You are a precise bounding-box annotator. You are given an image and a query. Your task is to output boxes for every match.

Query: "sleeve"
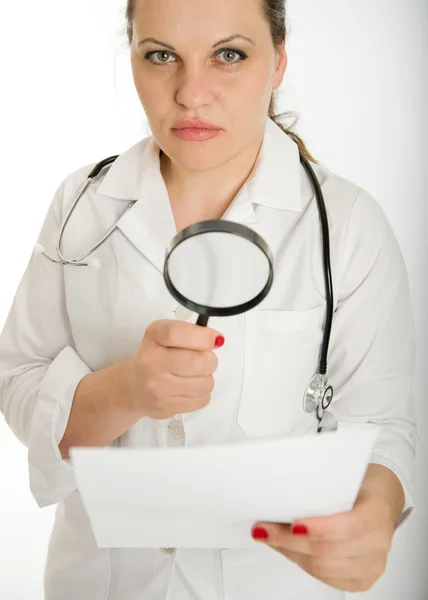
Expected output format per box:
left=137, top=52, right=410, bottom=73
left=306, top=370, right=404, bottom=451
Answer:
left=0, top=178, right=93, bottom=508
left=320, top=188, right=419, bottom=528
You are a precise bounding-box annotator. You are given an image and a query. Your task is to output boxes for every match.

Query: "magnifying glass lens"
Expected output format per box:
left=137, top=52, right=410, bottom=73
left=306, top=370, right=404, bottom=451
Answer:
left=168, top=232, right=270, bottom=309
left=164, top=221, right=274, bottom=322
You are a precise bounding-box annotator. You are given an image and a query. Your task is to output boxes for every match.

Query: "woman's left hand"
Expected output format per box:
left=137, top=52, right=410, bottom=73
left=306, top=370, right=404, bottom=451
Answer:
left=251, top=464, right=405, bottom=593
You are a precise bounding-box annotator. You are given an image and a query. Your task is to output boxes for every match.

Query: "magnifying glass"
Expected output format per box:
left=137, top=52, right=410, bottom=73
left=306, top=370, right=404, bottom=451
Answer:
left=164, top=220, right=274, bottom=326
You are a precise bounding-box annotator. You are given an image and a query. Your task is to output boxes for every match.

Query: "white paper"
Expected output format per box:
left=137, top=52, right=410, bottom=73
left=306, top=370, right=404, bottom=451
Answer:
left=70, top=427, right=378, bottom=549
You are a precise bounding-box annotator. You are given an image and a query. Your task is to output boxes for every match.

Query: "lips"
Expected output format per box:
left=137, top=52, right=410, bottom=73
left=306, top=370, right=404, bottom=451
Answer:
left=172, top=119, right=221, bottom=130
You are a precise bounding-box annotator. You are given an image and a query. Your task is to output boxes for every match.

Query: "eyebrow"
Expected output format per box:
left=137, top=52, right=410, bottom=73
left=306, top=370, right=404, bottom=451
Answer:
left=137, top=35, right=256, bottom=51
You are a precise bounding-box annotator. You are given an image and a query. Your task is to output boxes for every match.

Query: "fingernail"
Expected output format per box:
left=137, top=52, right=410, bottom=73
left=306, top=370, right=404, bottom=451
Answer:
left=292, top=524, right=308, bottom=536
left=252, top=527, right=269, bottom=540
left=215, top=335, right=225, bottom=348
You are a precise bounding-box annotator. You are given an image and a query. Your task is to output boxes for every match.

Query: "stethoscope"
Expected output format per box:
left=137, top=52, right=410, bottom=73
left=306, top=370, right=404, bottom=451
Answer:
left=34, top=152, right=334, bottom=429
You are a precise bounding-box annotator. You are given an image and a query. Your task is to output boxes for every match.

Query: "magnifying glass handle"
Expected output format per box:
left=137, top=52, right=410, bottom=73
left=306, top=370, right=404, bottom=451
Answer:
left=196, top=314, right=209, bottom=327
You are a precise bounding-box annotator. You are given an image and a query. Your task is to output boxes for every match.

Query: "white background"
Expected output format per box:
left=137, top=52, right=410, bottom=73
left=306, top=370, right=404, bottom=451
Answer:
left=0, top=1, right=426, bottom=598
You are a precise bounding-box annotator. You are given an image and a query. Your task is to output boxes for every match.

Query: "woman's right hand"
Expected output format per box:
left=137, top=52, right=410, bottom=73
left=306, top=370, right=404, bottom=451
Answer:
left=127, top=319, right=224, bottom=420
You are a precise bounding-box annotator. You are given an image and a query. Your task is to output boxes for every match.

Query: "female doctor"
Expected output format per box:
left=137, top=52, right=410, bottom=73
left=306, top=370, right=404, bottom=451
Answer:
left=0, top=0, right=418, bottom=599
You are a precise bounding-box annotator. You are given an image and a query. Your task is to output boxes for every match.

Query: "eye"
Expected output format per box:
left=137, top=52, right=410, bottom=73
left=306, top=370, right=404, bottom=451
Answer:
left=144, top=51, right=176, bottom=66
left=215, top=49, right=247, bottom=65
left=143, top=48, right=247, bottom=67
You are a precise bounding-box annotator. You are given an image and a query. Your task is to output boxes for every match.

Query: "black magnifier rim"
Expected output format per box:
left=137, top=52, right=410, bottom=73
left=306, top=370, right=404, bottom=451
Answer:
left=164, top=220, right=274, bottom=317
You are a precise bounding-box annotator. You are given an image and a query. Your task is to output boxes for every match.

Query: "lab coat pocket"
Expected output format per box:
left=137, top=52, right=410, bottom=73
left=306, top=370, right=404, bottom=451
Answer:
left=237, top=307, right=325, bottom=437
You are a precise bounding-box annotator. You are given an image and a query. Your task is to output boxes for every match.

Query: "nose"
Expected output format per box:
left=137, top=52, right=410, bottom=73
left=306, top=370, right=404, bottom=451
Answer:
left=175, top=66, right=215, bottom=109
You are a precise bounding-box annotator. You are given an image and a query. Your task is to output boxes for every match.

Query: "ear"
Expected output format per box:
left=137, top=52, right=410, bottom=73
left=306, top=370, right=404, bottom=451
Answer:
left=272, top=46, right=287, bottom=90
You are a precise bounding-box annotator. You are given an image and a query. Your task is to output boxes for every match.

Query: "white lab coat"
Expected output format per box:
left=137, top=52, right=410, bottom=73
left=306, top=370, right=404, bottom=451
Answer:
left=0, top=118, right=418, bottom=600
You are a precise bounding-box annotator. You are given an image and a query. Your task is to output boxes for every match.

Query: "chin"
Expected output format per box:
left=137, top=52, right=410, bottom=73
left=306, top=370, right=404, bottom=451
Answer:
left=164, top=137, right=233, bottom=171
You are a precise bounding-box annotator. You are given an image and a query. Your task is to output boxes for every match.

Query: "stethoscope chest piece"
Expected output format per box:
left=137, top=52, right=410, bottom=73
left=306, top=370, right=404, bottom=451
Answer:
left=303, top=373, right=334, bottom=419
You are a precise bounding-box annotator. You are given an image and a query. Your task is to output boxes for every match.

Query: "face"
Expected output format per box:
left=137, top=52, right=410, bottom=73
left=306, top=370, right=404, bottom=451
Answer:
left=130, top=0, right=287, bottom=172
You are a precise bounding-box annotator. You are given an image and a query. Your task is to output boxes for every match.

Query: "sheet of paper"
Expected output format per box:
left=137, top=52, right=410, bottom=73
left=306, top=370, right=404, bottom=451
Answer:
left=70, top=427, right=378, bottom=549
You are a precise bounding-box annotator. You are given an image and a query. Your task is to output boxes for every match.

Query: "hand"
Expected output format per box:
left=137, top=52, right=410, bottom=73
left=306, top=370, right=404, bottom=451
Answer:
left=251, top=465, right=404, bottom=593
left=128, top=319, right=224, bottom=420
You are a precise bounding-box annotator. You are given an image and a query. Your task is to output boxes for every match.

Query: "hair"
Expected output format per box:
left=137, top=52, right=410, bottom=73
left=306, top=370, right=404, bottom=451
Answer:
left=124, top=0, right=317, bottom=163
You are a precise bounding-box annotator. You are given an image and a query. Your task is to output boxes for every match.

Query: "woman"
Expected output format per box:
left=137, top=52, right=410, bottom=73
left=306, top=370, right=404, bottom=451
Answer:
left=0, top=0, right=418, bottom=599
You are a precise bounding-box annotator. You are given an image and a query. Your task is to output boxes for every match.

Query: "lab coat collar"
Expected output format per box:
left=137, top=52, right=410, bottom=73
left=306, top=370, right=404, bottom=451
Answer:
left=95, top=117, right=302, bottom=273
left=96, top=117, right=302, bottom=212
left=248, top=117, right=302, bottom=212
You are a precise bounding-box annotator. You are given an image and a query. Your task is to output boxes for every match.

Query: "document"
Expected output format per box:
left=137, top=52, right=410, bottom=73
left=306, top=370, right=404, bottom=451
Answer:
left=70, top=427, right=378, bottom=549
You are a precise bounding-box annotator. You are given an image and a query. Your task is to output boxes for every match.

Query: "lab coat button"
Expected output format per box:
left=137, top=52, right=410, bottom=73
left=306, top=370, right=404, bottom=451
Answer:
left=168, top=419, right=185, bottom=440
left=175, top=305, right=194, bottom=321
left=160, top=548, right=176, bottom=555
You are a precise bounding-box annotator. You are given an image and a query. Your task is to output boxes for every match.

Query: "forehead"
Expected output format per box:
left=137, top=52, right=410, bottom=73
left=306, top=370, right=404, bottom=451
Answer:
left=133, top=0, right=267, bottom=40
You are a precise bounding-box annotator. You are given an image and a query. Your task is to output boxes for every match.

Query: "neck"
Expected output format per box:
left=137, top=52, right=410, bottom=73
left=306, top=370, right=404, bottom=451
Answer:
left=160, top=133, right=264, bottom=230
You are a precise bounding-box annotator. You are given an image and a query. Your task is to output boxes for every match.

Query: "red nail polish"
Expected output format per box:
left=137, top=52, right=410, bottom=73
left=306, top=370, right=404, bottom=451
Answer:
left=252, top=527, right=269, bottom=540
left=292, top=524, right=308, bottom=536
left=215, top=335, right=225, bottom=348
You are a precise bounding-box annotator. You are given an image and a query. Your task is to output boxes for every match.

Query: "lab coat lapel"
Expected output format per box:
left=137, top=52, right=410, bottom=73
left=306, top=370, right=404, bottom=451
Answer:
left=95, top=117, right=303, bottom=273
left=97, top=137, right=177, bottom=274
left=194, top=117, right=304, bottom=224
left=115, top=173, right=176, bottom=275
left=217, top=118, right=304, bottom=222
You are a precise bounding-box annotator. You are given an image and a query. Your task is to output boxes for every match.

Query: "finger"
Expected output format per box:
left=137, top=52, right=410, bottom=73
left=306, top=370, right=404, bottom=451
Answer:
left=168, top=373, right=215, bottom=399
left=277, top=549, right=386, bottom=583
left=255, top=523, right=391, bottom=558
left=173, top=395, right=212, bottom=414
left=253, top=522, right=371, bottom=558
left=167, top=348, right=219, bottom=377
left=287, top=494, right=384, bottom=542
left=147, top=394, right=211, bottom=418
left=149, top=320, right=224, bottom=351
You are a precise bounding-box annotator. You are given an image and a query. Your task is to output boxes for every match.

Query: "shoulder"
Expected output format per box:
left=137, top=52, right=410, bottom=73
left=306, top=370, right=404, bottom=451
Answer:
left=51, top=136, right=152, bottom=217
left=310, top=162, right=407, bottom=298
left=308, top=160, right=395, bottom=244
left=306, top=160, right=406, bottom=294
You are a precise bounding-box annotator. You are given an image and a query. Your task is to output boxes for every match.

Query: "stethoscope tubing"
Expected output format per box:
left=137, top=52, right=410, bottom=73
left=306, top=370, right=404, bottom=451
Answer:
left=299, top=155, right=334, bottom=378
left=36, top=151, right=335, bottom=422
left=56, top=156, right=123, bottom=266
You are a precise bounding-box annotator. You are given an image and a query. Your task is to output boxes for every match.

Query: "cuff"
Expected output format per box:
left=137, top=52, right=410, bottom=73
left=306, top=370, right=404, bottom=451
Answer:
left=27, top=346, right=92, bottom=508
left=337, top=420, right=417, bottom=530
left=369, top=453, right=416, bottom=530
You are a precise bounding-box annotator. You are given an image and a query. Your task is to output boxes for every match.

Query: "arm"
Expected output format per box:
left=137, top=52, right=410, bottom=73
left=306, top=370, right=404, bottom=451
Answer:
left=320, top=188, right=418, bottom=526
left=251, top=189, right=417, bottom=591
left=58, top=359, right=143, bottom=459
left=359, top=463, right=405, bottom=521
left=0, top=175, right=94, bottom=507
left=1, top=177, right=221, bottom=489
